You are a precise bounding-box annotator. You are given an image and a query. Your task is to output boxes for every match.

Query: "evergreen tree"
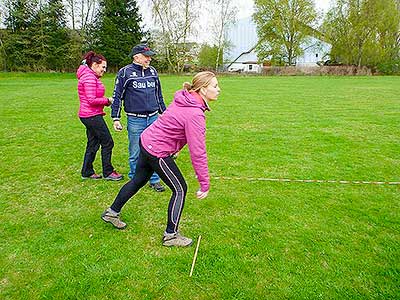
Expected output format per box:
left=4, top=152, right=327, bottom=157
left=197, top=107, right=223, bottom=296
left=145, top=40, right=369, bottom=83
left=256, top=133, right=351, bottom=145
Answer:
left=4, top=0, right=33, bottom=31
left=89, top=0, right=144, bottom=69
left=4, top=0, right=39, bottom=70
left=43, top=0, right=71, bottom=71
left=0, top=29, right=8, bottom=71
left=3, top=0, right=72, bottom=71
left=30, top=7, right=51, bottom=70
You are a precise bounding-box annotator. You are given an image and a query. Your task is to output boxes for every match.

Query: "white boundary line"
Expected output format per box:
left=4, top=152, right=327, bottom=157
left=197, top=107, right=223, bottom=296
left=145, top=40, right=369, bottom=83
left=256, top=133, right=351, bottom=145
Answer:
left=212, top=176, right=400, bottom=185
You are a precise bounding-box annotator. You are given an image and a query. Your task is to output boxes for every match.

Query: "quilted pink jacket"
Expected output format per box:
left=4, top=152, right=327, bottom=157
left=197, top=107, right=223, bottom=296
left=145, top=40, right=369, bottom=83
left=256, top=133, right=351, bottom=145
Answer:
left=76, top=65, right=110, bottom=118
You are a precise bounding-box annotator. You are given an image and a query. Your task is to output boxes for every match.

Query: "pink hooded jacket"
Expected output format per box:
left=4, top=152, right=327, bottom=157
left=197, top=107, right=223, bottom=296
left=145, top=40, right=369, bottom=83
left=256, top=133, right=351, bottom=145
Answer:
left=76, top=65, right=110, bottom=118
left=141, top=90, right=210, bottom=192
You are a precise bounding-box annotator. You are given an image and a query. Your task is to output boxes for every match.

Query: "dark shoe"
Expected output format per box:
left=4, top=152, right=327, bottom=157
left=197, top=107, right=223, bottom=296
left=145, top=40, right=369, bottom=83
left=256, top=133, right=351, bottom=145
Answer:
left=149, top=182, right=165, bottom=192
left=82, top=173, right=102, bottom=180
left=104, top=171, right=123, bottom=181
left=162, top=232, right=193, bottom=247
left=101, top=208, right=127, bottom=229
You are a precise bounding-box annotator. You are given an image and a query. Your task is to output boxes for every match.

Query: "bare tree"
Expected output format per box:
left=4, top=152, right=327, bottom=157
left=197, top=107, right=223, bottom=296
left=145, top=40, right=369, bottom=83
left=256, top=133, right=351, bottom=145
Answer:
left=209, top=0, right=237, bottom=70
left=0, top=1, right=7, bottom=27
left=81, top=0, right=96, bottom=30
left=63, top=0, right=97, bottom=31
left=64, top=0, right=77, bottom=29
left=149, top=0, right=200, bottom=72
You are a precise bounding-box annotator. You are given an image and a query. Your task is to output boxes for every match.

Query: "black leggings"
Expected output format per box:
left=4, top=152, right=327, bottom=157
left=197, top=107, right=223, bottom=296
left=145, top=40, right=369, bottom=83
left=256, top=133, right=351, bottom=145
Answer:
left=110, top=143, right=187, bottom=234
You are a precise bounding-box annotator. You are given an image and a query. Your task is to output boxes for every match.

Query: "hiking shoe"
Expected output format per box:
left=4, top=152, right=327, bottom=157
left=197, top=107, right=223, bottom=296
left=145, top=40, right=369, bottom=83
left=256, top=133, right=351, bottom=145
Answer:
left=101, top=208, right=126, bottom=229
left=162, top=232, right=193, bottom=247
left=82, top=174, right=102, bottom=180
left=104, top=171, right=123, bottom=181
left=149, top=182, right=165, bottom=192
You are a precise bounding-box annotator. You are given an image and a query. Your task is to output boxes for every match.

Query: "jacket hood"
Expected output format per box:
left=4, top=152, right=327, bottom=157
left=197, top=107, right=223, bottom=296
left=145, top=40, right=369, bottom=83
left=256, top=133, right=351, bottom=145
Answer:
left=77, top=65, right=97, bottom=79
left=173, top=90, right=210, bottom=111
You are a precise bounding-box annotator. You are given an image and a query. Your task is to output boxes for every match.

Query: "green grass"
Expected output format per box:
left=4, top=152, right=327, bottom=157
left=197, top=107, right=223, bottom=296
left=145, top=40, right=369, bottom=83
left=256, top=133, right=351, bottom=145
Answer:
left=0, top=72, right=399, bottom=299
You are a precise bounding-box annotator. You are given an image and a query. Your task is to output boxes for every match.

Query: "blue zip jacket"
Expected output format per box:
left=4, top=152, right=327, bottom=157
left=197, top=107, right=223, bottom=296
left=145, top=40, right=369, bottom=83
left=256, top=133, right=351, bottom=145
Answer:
left=111, top=63, right=166, bottom=120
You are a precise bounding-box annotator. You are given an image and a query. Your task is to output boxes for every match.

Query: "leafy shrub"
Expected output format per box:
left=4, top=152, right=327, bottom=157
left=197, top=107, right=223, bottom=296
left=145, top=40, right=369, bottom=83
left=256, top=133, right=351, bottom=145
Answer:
left=376, top=60, right=400, bottom=75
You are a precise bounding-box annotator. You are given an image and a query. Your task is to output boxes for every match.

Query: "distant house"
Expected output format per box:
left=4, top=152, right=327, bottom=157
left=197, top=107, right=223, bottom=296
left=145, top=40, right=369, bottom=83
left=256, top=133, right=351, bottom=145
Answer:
left=224, top=17, right=261, bottom=73
left=224, top=17, right=331, bottom=72
left=296, top=37, right=331, bottom=66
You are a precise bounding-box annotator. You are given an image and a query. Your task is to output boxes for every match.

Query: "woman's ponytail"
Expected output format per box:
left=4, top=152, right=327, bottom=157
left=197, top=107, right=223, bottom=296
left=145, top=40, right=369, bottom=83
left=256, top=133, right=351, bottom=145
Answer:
left=183, top=82, right=192, bottom=90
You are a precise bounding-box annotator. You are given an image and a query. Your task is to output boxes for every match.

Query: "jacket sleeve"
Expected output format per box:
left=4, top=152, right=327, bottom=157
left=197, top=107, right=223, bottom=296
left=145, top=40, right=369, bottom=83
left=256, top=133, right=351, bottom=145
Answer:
left=154, top=69, right=166, bottom=113
left=185, top=112, right=210, bottom=192
left=82, top=74, right=109, bottom=106
left=111, top=70, right=125, bottom=120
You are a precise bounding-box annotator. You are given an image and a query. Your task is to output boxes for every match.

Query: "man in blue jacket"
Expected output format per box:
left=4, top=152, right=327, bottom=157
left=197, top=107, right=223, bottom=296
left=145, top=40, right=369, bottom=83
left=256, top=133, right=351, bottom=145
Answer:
left=111, top=44, right=166, bottom=192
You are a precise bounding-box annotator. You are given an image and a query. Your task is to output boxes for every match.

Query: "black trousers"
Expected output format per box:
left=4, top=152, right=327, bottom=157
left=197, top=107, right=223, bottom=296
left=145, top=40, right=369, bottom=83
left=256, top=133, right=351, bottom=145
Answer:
left=80, top=115, right=114, bottom=177
left=110, top=142, right=187, bottom=234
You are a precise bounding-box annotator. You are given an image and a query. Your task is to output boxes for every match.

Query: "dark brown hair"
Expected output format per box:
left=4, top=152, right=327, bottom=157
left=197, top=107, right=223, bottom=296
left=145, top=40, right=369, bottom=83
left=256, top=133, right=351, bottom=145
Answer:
left=83, top=51, right=106, bottom=67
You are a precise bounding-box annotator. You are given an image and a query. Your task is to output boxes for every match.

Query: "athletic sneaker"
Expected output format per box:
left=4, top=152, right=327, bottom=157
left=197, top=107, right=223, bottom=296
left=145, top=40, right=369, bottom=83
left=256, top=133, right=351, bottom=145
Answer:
left=149, top=182, right=165, bottom=192
left=104, top=171, right=123, bottom=181
left=82, top=174, right=102, bottom=180
left=101, top=208, right=126, bottom=229
left=162, top=232, right=193, bottom=247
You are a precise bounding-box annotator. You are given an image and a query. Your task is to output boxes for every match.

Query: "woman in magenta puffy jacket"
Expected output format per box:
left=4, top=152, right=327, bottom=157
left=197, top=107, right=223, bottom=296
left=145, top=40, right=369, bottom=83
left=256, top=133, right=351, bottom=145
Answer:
left=77, top=51, right=122, bottom=181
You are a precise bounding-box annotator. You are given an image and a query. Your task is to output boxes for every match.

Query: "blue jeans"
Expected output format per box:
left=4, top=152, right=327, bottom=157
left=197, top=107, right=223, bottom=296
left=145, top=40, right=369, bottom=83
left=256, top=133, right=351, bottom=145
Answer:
left=127, top=114, right=160, bottom=183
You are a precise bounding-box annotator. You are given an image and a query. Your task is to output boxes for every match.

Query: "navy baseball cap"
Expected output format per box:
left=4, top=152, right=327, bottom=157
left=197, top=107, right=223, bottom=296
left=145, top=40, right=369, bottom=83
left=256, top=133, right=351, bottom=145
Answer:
left=129, top=44, right=155, bottom=57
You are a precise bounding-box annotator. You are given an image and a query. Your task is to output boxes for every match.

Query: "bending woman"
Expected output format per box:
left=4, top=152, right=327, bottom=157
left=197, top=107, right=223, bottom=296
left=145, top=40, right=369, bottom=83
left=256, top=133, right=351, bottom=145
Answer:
left=101, top=71, right=220, bottom=247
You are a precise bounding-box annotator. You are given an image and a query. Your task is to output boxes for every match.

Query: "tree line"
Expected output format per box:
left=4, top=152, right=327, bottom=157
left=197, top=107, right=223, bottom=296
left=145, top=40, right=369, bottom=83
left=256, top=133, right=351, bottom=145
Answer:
left=0, top=0, right=144, bottom=72
left=254, top=0, right=400, bottom=74
left=1, top=0, right=399, bottom=73
left=0, top=0, right=234, bottom=72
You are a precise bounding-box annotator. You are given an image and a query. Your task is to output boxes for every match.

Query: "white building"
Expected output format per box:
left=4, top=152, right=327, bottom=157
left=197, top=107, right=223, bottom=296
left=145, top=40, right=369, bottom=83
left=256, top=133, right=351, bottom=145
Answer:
left=224, top=17, right=261, bottom=73
left=296, top=38, right=331, bottom=66
left=224, top=17, right=331, bottom=72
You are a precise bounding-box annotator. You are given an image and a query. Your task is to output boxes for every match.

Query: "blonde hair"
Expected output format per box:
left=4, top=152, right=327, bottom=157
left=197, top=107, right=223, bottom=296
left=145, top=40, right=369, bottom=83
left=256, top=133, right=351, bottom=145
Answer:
left=183, top=71, right=216, bottom=92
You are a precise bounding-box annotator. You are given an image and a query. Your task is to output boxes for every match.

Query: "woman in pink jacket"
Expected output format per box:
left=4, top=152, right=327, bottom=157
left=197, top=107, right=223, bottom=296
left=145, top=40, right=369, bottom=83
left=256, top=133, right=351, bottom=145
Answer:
left=77, top=51, right=122, bottom=181
left=101, top=71, right=220, bottom=247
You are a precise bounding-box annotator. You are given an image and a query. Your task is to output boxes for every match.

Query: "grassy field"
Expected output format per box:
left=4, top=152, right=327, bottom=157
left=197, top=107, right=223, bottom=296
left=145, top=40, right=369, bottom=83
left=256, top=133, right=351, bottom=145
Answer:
left=0, top=72, right=399, bottom=299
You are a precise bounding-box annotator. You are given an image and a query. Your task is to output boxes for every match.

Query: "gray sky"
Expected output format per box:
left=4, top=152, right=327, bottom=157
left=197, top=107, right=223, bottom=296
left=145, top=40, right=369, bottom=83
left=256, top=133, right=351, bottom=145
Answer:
left=138, top=0, right=333, bottom=43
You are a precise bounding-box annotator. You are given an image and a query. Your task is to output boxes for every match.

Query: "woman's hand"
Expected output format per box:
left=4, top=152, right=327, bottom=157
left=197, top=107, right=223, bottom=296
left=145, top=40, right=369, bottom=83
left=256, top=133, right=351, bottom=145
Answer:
left=196, top=189, right=209, bottom=199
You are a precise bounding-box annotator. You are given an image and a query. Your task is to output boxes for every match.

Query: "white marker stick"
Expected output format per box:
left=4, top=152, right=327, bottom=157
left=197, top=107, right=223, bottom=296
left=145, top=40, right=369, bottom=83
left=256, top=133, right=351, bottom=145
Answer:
left=189, top=235, right=202, bottom=277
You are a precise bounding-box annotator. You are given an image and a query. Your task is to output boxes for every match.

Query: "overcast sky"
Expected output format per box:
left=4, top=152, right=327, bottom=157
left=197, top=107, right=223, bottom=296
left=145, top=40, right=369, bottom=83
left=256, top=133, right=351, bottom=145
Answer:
left=138, top=0, right=333, bottom=43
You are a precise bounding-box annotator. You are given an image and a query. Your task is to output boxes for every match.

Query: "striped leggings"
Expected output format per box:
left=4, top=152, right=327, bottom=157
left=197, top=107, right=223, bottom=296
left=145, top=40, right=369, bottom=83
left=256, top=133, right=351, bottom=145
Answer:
left=110, top=142, right=187, bottom=234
